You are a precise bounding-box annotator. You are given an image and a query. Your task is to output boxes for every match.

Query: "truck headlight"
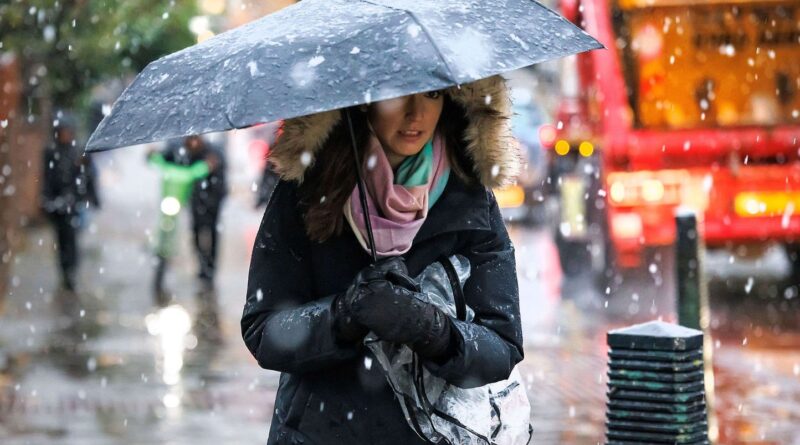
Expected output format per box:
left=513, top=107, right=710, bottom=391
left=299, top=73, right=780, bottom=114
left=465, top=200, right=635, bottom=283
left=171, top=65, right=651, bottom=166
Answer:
left=610, top=181, right=626, bottom=204
left=612, top=213, right=643, bottom=240
left=641, top=179, right=665, bottom=203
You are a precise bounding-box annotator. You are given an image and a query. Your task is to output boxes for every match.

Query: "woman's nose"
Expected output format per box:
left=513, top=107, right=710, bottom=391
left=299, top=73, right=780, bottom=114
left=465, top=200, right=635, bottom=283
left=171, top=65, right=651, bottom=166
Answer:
left=405, top=95, right=424, bottom=120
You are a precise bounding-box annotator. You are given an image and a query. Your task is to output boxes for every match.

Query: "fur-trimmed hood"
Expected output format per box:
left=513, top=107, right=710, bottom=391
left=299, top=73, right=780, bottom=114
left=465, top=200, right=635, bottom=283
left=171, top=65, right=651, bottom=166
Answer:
left=269, top=75, right=520, bottom=188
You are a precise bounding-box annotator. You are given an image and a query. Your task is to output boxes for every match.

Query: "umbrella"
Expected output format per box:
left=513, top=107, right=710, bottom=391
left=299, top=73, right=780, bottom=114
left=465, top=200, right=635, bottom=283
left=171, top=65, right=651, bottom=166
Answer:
left=86, top=0, right=601, bottom=152
left=87, top=0, right=602, bottom=260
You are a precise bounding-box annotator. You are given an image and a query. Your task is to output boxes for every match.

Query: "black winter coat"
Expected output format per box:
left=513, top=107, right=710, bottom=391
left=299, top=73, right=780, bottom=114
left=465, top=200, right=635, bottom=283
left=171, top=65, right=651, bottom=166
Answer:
left=241, top=173, right=523, bottom=444
left=41, top=142, right=100, bottom=215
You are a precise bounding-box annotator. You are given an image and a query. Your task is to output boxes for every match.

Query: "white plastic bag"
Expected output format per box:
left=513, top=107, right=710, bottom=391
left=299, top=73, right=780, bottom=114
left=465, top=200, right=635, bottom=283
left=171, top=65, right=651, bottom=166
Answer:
left=366, top=255, right=532, bottom=445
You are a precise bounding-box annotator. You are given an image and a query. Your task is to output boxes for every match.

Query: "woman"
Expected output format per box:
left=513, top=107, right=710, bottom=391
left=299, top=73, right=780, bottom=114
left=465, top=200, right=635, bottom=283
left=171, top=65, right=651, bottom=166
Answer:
left=242, top=75, right=523, bottom=444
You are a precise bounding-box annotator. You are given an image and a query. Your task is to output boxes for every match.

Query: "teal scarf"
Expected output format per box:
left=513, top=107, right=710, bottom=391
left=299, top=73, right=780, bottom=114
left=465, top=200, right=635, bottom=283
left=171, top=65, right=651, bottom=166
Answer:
left=394, top=139, right=450, bottom=209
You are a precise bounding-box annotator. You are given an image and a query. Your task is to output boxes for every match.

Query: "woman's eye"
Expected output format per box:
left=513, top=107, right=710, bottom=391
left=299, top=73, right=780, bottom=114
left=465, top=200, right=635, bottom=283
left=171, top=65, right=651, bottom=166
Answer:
left=425, top=91, right=442, bottom=99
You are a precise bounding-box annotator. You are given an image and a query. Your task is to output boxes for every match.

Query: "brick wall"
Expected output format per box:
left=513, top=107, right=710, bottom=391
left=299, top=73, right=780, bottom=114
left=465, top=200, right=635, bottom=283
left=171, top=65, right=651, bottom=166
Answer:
left=0, top=52, right=47, bottom=307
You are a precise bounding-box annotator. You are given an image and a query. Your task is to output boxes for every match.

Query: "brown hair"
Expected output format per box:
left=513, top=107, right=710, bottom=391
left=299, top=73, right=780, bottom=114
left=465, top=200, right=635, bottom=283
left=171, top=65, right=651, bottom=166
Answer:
left=298, top=95, right=474, bottom=242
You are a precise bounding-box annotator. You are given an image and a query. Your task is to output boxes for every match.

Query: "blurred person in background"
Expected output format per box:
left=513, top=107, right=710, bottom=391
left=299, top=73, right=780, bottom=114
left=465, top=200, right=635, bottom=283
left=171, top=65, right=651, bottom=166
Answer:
left=161, top=135, right=227, bottom=291
left=40, top=111, right=101, bottom=293
left=147, top=143, right=210, bottom=305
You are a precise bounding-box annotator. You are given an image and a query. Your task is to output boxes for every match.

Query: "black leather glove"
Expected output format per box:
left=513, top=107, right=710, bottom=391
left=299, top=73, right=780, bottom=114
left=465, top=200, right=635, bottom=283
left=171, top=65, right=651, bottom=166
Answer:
left=332, top=257, right=410, bottom=343
left=350, top=276, right=453, bottom=359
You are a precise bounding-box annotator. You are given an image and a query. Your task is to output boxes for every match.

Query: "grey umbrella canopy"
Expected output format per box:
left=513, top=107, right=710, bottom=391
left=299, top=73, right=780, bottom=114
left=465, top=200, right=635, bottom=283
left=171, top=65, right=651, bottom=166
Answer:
left=86, top=0, right=602, bottom=152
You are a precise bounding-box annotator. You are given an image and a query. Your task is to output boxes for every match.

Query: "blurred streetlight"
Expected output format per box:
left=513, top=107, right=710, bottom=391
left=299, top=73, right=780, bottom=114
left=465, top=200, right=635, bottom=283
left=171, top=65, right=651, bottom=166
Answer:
left=189, top=16, right=211, bottom=35
left=197, top=30, right=216, bottom=43
left=199, top=0, right=226, bottom=15
left=189, top=15, right=217, bottom=43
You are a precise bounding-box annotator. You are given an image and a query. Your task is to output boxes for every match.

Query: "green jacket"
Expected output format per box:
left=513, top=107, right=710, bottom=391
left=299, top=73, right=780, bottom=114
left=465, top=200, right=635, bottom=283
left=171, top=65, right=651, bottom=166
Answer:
left=148, top=153, right=209, bottom=204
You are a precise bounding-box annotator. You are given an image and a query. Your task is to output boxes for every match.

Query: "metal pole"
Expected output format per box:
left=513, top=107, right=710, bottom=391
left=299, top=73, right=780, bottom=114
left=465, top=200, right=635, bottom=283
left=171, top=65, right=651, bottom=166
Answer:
left=345, top=108, right=378, bottom=263
left=675, top=210, right=705, bottom=330
left=674, top=209, right=717, bottom=443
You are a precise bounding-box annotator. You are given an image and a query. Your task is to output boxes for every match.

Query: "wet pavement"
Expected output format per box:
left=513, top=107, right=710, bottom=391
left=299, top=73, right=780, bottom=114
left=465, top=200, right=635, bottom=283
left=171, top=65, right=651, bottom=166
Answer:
left=1, top=144, right=800, bottom=444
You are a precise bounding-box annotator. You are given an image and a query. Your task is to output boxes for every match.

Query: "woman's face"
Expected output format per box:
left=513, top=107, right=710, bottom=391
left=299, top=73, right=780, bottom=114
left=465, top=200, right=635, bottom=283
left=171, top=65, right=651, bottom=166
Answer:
left=367, top=91, right=444, bottom=165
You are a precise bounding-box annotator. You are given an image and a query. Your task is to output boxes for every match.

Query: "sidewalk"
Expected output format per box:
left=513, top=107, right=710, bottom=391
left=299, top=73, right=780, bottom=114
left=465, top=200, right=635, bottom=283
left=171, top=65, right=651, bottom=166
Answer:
left=0, top=145, right=277, bottom=444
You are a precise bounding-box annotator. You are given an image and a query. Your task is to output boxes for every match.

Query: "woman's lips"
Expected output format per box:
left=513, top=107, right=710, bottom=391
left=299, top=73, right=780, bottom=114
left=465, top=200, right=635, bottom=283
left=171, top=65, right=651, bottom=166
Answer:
left=398, top=130, right=423, bottom=141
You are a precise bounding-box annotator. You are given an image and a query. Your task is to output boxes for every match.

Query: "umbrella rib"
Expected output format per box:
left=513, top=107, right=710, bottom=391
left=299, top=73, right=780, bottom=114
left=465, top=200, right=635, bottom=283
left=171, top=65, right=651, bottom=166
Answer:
left=223, top=110, right=237, bottom=129
left=357, top=0, right=458, bottom=84
left=404, top=10, right=458, bottom=84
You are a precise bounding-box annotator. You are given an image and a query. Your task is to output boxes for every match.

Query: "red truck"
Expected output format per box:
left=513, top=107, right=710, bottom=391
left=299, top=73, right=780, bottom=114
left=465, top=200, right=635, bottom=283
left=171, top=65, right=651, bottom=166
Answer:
left=547, top=0, right=800, bottom=284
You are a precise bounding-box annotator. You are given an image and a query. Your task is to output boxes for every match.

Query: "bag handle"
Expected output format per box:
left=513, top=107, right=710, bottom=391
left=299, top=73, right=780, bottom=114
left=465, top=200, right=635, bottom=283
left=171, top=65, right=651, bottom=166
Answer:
left=414, top=355, right=493, bottom=445
left=438, top=256, right=466, bottom=321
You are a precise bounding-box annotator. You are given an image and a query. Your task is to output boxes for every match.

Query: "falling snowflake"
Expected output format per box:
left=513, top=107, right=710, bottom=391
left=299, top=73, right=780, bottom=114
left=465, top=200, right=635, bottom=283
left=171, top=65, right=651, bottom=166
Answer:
left=508, top=33, right=529, bottom=51
left=744, top=277, right=754, bottom=294
left=308, top=55, right=325, bottom=67
left=247, top=61, right=261, bottom=77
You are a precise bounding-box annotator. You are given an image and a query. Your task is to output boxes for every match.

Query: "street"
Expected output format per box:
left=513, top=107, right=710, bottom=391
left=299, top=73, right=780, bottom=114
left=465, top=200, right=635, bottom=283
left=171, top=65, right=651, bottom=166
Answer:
left=1, top=144, right=800, bottom=444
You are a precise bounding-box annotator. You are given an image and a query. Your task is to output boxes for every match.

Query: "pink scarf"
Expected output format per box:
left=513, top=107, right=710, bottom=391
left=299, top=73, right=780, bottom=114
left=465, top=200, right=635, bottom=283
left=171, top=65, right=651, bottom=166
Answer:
left=344, top=133, right=449, bottom=257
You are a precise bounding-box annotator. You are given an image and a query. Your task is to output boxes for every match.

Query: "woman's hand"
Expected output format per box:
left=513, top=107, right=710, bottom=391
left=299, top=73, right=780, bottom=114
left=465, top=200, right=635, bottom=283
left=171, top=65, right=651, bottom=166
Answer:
left=332, top=257, right=410, bottom=343
left=350, top=275, right=453, bottom=359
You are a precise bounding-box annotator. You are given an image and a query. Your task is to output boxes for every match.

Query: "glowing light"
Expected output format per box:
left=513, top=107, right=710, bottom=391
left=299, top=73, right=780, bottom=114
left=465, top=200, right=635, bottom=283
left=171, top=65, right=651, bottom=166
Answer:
left=147, top=305, right=192, bottom=385
left=634, top=23, right=663, bottom=61
left=611, top=213, right=643, bottom=239
left=160, top=197, right=181, bottom=216
left=188, top=16, right=210, bottom=35
left=163, top=393, right=181, bottom=408
left=538, top=124, right=557, bottom=148
left=199, top=0, right=225, bottom=15
left=494, top=185, right=525, bottom=209
left=735, top=192, right=800, bottom=217
left=641, top=179, right=665, bottom=202
left=578, top=141, right=594, bottom=157
left=609, top=181, right=626, bottom=203
left=554, top=140, right=570, bottom=156
left=197, top=30, right=215, bottom=43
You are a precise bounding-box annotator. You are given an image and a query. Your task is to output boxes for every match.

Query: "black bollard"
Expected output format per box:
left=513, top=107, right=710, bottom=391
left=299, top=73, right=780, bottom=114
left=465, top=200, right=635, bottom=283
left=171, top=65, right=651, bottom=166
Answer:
left=674, top=210, right=718, bottom=442
left=605, top=321, right=709, bottom=444
left=675, top=210, right=708, bottom=330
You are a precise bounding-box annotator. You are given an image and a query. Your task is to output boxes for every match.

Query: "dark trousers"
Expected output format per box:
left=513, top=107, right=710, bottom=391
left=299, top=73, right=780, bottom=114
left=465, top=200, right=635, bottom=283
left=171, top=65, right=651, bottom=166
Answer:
left=48, top=212, right=79, bottom=290
left=192, top=205, right=221, bottom=285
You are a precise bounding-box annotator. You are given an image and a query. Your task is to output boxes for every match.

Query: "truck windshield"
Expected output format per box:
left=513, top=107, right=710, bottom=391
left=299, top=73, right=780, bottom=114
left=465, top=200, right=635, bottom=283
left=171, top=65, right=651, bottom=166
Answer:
left=613, top=0, right=800, bottom=129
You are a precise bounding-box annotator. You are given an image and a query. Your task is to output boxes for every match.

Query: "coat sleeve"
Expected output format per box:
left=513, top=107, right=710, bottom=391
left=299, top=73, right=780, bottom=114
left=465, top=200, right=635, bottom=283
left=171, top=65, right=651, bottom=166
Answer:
left=422, top=192, right=524, bottom=388
left=41, top=149, right=56, bottom=205
left=82, top=156, right=101, bottom=208
left=241, top=181, right=360, bottom=374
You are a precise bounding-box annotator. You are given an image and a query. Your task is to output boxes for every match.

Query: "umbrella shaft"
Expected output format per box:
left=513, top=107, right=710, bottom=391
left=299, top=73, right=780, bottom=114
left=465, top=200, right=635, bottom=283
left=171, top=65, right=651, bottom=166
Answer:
left=346, top=109, right=378, bottom=263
